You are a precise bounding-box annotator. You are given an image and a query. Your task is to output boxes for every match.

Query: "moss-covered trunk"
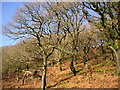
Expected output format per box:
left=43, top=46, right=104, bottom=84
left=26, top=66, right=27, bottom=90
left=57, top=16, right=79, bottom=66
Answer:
left=109, top=46, right=120, bottom=74
left=70, top=56, right=76, bottom=76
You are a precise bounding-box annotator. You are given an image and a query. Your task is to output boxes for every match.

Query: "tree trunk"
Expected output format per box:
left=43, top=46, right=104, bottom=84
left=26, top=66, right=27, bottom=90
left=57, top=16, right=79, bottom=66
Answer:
left=26, top=64, right=29, bottom=71
left=118, top=1, right=120, bottom=35
left=41, top=57, right=47, bottom=90
left=101, top=44, right=105, bottom=54
left=117, top=49, right=120, bottom=75
left=58, top=59, right=62, bottom=71
left=83, top=54, right=88, bottom=68
left=70, top=56, right=76, bottom=76
left=16, top=66, right=20, bottom=82
left=111, top=50, right=115, bottom=61
left=74, top=54, right=78, bottom=64
left=7, top=69, right=10, bottom=79
left=109, top=46, right=120, bottom=74
left=22, top=74, right=26, bottom=85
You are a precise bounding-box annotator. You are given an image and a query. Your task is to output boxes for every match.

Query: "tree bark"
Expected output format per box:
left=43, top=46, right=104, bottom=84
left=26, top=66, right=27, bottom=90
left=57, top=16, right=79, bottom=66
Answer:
left=58, top=59, right=62, bottom=71
left=70, top=56, right=76, bottom=76
left=41, top=57, right=47, bottom=90
left=109, top=46, right=120, bottom=74
left=118, top=1, right=120, bottom=36
left=16, top=66, right=20, bottom=82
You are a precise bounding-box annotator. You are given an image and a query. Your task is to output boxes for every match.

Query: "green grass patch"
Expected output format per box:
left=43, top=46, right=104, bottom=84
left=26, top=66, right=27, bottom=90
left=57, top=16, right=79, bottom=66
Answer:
left=106, top=61, right=116, bottom=66
left=47, top=82, right=58, bottom=87
left=55, top=83, right=71, bottom=88
left=77, top=71, right=84, bottom=75
left=68, top=68, right=89, bottom=76
left=76, top=68, right=84, bottom=74
left=68, top=72, right=74, bottom=76
left=94, top=68, right=105, bottom=72
left=112, top=71, right=120, bottom=76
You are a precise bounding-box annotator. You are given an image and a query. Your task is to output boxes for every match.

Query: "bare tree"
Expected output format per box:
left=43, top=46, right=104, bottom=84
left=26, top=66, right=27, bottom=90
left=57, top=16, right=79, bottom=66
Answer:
left=3, top=2, right=59, bottom=89
left=46, top=2, right=84, bottom=76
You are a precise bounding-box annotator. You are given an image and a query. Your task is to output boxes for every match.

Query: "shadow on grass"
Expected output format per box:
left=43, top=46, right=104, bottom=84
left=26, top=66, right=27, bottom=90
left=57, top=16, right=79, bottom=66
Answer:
left=67, top=68, right=84, bottom=76
left=47, top=76, right=73, bottom=88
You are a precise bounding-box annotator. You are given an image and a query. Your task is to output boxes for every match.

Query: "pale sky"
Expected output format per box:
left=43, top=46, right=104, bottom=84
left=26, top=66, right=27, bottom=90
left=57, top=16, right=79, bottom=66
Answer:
left=1, top=2, right=23, bottom=47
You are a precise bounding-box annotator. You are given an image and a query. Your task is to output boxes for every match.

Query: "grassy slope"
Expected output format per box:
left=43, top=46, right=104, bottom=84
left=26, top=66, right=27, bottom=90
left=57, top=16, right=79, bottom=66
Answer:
left=2, top=59, right=118, bottom=88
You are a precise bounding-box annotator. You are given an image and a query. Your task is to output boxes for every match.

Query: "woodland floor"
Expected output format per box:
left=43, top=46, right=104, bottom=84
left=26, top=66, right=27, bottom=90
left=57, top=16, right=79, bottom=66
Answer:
left=2, top=59, right=119, bottom=88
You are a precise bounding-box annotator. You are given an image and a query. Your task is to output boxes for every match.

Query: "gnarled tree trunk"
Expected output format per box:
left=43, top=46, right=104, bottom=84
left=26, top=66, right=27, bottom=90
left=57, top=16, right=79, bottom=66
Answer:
left=109, top=46, right=120, bottom=74
left=41, top=57, right=47, bottom=90
left=70, top=56, right=76, bottom=76
left=58, top=58, right=62, bottom=72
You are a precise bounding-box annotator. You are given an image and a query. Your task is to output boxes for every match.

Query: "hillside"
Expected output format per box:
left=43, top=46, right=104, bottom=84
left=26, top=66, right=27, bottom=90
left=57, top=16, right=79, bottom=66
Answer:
left=2, top=59, right=118, bottom=88
left=2, top=2, right=120, bottom=89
